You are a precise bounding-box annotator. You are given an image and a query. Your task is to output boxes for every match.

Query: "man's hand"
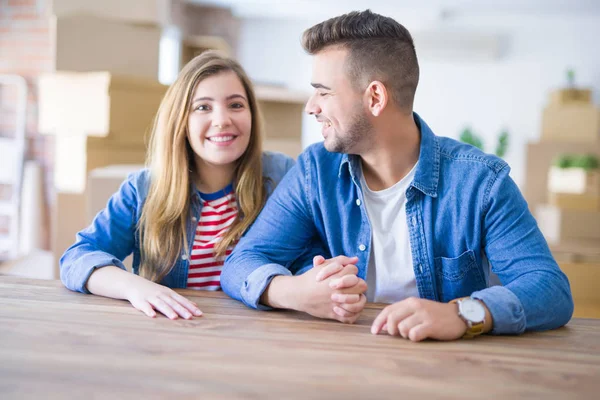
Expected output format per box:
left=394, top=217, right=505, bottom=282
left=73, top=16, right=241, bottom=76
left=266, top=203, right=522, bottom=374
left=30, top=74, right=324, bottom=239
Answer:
left=371, top=297, right=470, bottom=341
left=262, top=255, right=367, bottom=324
left=313, top=255, right=368, bottom=320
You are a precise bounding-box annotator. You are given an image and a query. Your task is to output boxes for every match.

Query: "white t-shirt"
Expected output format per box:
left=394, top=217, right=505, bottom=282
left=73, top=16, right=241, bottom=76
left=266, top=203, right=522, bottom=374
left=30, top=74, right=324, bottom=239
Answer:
left=360, top=163, right=419, bottom=303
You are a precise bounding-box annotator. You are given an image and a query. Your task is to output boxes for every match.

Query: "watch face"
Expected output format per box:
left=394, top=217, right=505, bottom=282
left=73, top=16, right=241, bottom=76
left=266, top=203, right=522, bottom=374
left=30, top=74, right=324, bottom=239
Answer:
left=459, top=299, right=486, bottom=323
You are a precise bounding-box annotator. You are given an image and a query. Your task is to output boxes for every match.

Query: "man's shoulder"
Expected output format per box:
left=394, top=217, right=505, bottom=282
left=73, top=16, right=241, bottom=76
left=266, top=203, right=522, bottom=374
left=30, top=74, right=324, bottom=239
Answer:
left=437, top=136, right=507, bottom=174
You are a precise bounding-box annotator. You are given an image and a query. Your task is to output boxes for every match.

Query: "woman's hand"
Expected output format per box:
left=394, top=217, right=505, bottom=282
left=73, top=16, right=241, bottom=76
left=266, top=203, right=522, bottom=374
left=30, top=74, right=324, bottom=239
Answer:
left=86, top=265, right=203, bottom=319
left=124, top=276, right=203, bottom=319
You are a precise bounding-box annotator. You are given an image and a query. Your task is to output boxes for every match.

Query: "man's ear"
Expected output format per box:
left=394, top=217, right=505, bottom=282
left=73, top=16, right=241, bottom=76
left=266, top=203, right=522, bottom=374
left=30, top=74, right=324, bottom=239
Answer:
left=364, top=81, right=388, bottom=117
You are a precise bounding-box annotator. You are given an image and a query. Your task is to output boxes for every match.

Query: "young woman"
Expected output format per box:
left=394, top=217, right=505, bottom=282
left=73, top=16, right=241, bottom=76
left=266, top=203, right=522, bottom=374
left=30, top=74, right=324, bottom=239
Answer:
left=60, top=51, right=297, bottom=320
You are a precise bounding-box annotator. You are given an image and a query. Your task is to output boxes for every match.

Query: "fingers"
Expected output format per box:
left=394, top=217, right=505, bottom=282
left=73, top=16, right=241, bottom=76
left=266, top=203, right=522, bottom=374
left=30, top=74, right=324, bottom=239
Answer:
left=330, top=293, right=361, bottom=304
left=337, top=278, right=368, bottom=295
left=339, top=263, right=358, bottom=276
left=371, top=305, right=395, bottom=335
left=329, top=274, right=359, bottom=289
left=397, top=314, right=422, bottom=339
left=149, top=297, right=179, bottom=320
left=333, top=305, right=357, bottom=319
left=160, top=294, right=193, bottom=319
left=315, top=262, right=343, bottom=281
left=313, top=255, right=326, bottom=267
left=136, top=301, right=156, bottom=318
left=334, top=294, right=367, bottom=314
left=170, top=292, right=203, bottom=316
left=315, top=255, right=359, bottom=281
left=408, top=323, right=430, bottom=342
left=334, top=310, right=361, bottom=324
left=371, top=298, right=425, bottom=338
left=385, top=306, right=415, bottom=337
left=328, top=255, right=359, bottom=265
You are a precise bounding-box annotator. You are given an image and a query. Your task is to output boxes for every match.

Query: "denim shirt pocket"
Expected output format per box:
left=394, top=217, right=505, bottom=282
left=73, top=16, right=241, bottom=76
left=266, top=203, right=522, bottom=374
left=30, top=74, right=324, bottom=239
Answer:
left=434, top=249, right=486, bottom=302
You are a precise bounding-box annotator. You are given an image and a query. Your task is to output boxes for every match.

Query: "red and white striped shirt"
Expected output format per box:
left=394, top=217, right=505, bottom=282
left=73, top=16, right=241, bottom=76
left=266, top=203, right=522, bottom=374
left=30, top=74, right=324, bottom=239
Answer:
left=187, top=185, right=238, bottom=290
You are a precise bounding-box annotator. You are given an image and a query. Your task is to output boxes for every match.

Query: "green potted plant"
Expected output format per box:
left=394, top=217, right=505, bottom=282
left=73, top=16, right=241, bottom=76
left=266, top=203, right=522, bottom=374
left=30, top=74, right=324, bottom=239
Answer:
left=459, top=126, right=510, bottom=158
left=548, top=154, right=600, bottom=195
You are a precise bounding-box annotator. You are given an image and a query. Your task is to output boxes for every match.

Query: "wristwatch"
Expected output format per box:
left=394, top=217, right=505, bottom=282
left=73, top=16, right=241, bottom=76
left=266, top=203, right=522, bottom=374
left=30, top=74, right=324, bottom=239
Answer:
left=450, top=297, right=486, bottom=339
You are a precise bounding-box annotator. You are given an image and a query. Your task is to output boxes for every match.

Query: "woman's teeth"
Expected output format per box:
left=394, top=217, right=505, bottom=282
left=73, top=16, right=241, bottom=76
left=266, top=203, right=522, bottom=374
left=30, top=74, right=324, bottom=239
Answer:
left=209, top=136, right=234, bottom=142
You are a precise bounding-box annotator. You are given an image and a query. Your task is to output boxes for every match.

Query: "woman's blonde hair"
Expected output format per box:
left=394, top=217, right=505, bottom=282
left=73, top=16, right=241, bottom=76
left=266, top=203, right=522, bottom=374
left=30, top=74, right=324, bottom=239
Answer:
left=138, top=51, right=266, bottom=282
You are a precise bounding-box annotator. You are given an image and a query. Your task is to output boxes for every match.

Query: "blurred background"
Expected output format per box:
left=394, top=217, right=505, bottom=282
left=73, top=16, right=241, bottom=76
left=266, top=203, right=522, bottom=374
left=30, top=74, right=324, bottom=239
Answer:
left=0, top=0, right=598, bottom=316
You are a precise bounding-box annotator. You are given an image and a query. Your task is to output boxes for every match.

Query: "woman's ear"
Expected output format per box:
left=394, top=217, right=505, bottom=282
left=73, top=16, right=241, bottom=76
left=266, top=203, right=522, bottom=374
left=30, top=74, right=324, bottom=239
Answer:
left=364, top=81, right=388, bottom=117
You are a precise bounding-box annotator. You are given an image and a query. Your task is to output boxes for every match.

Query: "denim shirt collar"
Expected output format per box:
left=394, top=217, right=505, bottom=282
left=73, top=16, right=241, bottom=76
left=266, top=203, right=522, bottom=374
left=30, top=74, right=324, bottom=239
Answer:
left=337, top=112, right=440, bottom=198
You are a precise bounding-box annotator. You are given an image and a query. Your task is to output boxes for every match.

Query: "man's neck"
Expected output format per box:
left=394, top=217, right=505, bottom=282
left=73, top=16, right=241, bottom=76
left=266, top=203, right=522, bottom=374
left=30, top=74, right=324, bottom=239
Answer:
left=193, top=159, right=236, bottom=194
left=360, top=112, right=420, bottom=191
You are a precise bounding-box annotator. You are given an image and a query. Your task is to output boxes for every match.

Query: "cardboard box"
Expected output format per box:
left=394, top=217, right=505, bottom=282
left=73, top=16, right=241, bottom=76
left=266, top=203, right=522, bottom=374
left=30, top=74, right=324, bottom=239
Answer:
left=52, top=134, right=147, bottom=193
left=87, top=165, right=144, bottom=223
left=263, top=139, right=303, bottom=159
left=524, top=142, right=600, bottom=211
left=255, top=85, right=309, bottom=141
left=549, top=192, right=600, bottom=211
left=548, top=167, right=600, bottom=195
left=559, top=262, right=600, bottom=318
left=535, top=204, right=600, bottom=245
left=51, top=0, right=171, bottom=26
left=181, top=35, right=232, bottom=67
left=541, top=104, right=600, bottom=143
left=550, top=88, right=593, bottom=106
left=51, top=192, right=87, bottom=278
left=54, top=15, right=162, bottom=79
left=39, top=72, right=167, bottom=141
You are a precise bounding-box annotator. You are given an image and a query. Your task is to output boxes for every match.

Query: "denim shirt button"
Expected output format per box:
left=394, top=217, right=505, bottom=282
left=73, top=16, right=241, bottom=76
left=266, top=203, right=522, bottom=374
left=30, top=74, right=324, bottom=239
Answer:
left=192, top=216, right=197, bottom=222
left=356, top=199, right=361, bottom=206
left=359, top=244, right=366, bottom=251
left=181, top=254, right=188, bottom=261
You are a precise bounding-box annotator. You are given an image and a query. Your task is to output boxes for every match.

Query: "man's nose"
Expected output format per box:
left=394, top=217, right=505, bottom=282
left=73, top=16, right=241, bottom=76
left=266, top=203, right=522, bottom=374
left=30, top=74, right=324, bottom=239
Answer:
left=305, top=94, right=321, bottom=115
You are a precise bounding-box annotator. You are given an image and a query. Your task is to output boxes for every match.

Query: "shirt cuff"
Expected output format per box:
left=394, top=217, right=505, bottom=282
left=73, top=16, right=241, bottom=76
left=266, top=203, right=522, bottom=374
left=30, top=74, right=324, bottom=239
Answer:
left=471, top=285, right=527, bottom=335
left=240, top=263, right=292, bottom=310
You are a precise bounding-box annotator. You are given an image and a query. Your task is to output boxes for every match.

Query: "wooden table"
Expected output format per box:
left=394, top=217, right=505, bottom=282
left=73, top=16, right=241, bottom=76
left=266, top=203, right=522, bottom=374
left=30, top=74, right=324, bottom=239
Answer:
left=1, top=277, right=599, bottom=399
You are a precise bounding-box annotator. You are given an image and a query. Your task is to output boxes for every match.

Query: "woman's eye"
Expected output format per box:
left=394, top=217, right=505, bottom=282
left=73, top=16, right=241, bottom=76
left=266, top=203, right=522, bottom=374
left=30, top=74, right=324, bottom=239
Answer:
left=230, top=102, right=244, bottom=109
left=195, top=104, right=210, bottom=111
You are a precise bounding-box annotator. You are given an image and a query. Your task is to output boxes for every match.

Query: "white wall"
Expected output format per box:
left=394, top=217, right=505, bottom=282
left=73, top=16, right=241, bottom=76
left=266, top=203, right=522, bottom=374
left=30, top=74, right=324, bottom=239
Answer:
left=236, top=12, right=600, bottom=187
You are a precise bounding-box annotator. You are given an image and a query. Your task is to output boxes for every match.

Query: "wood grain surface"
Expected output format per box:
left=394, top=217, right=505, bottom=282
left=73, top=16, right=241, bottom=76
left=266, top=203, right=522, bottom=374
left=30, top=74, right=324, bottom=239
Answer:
left=1, top=276, right=599, bottom=399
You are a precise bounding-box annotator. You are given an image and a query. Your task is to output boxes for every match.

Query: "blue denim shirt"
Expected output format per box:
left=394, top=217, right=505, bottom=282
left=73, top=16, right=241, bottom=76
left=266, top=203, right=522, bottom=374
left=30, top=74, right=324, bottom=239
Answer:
left=60, top=151, right=296, bottom=293
left=222, top=114, right=573, bottom=335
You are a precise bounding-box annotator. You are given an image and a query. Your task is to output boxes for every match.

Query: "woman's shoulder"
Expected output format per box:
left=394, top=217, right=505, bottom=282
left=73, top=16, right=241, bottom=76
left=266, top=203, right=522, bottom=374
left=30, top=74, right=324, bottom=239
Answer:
left=261, top=151, right=295, bottom=178
left=106, top=167, right=151, bottom=201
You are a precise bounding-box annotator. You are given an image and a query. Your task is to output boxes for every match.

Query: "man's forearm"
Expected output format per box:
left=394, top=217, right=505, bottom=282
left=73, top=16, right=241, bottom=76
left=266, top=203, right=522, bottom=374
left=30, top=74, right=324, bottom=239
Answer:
left=260, top=275, right=301, bottom=311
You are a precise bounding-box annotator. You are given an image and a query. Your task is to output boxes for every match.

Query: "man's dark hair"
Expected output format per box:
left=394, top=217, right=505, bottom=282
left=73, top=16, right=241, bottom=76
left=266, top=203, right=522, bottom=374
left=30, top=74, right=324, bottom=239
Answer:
left=302, top=9, right=419, bottom=111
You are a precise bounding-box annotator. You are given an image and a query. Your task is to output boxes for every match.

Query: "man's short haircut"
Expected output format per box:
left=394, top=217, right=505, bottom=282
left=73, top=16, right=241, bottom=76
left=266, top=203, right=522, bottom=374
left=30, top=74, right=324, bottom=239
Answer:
left=302, top=9, right=419, bottom=111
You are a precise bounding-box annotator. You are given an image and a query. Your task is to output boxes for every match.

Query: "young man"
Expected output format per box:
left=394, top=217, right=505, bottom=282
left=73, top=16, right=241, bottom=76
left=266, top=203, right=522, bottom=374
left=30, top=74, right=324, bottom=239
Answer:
left=221, top=10, right=573, bottom=341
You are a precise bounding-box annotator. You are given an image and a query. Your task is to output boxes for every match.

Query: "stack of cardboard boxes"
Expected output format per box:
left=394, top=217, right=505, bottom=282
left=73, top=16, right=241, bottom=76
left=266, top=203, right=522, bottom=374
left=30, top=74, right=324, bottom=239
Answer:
left=524, top=87, right=600, bottom=261
left=38, top=0, right=169, bottom=277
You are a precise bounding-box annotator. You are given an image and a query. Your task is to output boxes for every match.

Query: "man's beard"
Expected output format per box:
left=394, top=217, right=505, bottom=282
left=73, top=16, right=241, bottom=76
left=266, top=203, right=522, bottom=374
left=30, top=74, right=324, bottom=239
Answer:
left=325, top=105, right=372, bottom=154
